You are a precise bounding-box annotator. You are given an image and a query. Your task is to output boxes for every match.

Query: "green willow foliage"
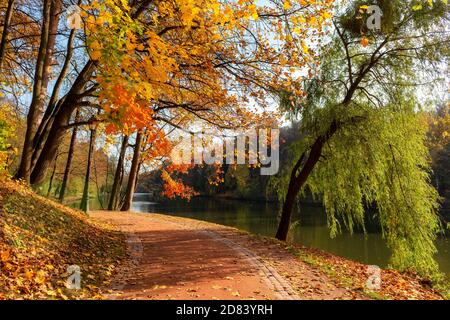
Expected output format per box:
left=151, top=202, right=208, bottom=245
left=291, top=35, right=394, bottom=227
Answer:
left=306, top=103, right=440, bottom=276
left=273, top=0, right=448, bottom=277
left=274, top=101, right=442, bottom=276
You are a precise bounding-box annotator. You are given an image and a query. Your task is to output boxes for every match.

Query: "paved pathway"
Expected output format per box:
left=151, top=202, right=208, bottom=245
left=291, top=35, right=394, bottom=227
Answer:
left=91, top=211, right=365, bottom=300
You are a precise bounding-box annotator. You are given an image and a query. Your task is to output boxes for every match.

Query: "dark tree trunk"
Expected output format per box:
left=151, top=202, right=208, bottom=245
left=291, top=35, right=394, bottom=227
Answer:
left=275, top=181, right=300, bottom=241
left=108, top=135, right=129, bottom=210
left=30, top=60, right=96, bottom=185
left=16, top=0, right=51, bottom=183
left=0, top=0, right=16, bottom=70
left=30, top=101, right=76, bottom=185
left=32, top=1, right=71, bottom=171
left=121, top=131, right=143, bottom=211
left=59, top=109, right=80, bottom=202
left=19, top=0, right=152, bottom=185
left=275, top=121, right=339, bottom=241
left=134, top=162, right=142, bottom=189
left=274, top=49, right=372, bottom=240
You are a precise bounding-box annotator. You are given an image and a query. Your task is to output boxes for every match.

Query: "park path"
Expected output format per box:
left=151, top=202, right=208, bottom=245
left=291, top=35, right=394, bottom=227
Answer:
left=90, top=211, right=364, bottom=300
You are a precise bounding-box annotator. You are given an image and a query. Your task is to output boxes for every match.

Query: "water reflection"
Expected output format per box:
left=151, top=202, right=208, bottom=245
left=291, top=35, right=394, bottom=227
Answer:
left=132, top=194, right=450, bottom=276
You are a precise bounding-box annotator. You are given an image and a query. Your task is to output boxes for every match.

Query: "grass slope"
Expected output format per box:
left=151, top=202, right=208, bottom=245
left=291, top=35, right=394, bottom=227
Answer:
left=0, top=178, right=125, bottom=299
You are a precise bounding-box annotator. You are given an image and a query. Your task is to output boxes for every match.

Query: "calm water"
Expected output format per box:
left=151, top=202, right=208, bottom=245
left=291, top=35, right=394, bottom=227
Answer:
left=132, top=194, right=450, bottom=276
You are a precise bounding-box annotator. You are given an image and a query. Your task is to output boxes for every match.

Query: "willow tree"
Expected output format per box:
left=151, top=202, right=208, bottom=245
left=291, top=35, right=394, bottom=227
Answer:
left=273, top=0, right=449, bottom=277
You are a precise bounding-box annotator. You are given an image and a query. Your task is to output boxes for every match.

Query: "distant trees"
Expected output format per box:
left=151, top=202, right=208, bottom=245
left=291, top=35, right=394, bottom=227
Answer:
left=426, top=103, right=450, bottom=218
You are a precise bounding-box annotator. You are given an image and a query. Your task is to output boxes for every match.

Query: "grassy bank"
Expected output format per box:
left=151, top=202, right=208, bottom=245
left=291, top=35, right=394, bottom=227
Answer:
left=287, top=244, right=449, bottom=300
left=0, top=178, right=126, bottom=299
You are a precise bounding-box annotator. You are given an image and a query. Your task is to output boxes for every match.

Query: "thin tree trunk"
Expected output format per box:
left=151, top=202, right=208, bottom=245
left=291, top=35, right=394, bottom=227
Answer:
left=47, top=154, right=58, bottom=197
left=121, top=131, right=143, bottom=211
left=0, top=0, right=15, bottom=70
left=80, top=127, right=97, bottom=213
left=59, top=109, right=80, bottom=202
left=108, top=135, right=129, bottom=210
left=16, top=0, right=51, bottom=183
left=135, top=162, right=142, bottom=189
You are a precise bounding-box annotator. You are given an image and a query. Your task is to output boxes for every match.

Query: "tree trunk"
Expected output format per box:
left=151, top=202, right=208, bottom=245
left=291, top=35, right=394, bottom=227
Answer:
left=30, top=59, right=96, bottom=185
left=108, top=135, right=129, bottom=210
left=59, top=109, right=80, bottom=202
left=37, top=0, right=62, bottom=115
left=47, top=154, right=58, bottom=197
left=21, top=0, right=153, bottom=185
left=30, top=101, right=76, bottom=185
left=27, top=0, right=149, bottom=181
left=16, top=0, right=51, bottom=183
left=0, top=0, right=16, bottom=70
left=80, top=127, right=97, bottom=213
left=275, top=121, right=339, bottom=241
left=275, top=180, right=300, bottom=240
left=121, top=131, right=143, bottom=211
left=32, top=27, right=76, bottom=171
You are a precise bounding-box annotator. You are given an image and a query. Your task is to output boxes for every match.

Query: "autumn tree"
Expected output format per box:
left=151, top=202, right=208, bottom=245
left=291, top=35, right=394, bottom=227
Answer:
left=4, top=0, right=334, bottom=189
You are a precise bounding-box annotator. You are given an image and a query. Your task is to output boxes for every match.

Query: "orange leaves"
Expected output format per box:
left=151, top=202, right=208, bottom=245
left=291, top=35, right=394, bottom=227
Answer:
left=141, top=127, right=172, bottom=161
left=99, top=81, right=157, bottom=135
left=85, top=0, right=336, bottom=172
left=166, top=163, right=194, bottom=175
left=88, top=40, right=102, bottom=60
left=0, top=248, right=10, bottom=262
left=161, top=170, right=198, bottom=200
left=361, top=37, right=370, bottom=47
left=208, top=163, right=224, bottom=186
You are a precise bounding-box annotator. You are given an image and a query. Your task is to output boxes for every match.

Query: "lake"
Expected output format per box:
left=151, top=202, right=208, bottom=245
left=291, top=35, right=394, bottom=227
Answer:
left=131, top=193, right=450, bottom=276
